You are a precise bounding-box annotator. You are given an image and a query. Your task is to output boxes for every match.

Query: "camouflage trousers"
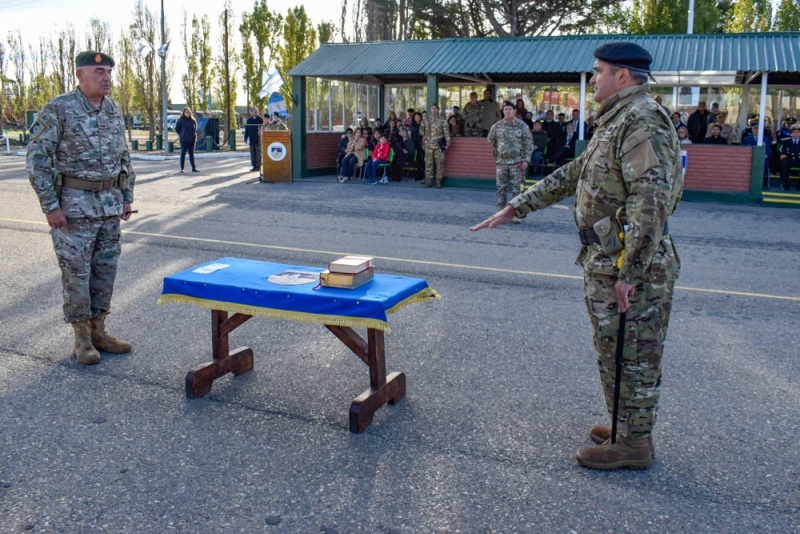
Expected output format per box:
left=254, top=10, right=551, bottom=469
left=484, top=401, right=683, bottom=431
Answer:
left=50, top=216, right=121, bottom=323
left=583, top=271, right=676, bottom=440
left=424, top=146, right=445, bottom=186
left=496, top=163, right=523, bottom=210
left=464, top=126, right=482, bottom=137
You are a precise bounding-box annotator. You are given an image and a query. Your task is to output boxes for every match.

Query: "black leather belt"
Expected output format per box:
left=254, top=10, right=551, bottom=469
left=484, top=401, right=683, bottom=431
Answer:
left=578, top=222, right=669, bottom=245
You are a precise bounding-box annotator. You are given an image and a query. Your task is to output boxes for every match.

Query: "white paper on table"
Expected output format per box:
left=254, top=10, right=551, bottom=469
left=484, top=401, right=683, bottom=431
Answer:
left=192, top=263, right=231, bottom=274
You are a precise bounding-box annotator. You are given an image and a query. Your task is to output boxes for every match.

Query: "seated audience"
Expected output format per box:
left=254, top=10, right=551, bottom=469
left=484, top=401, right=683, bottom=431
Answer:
left=336, top=128, right=354, bottom=171
left=404, top=108, right=415, bottom=127
left=448, top=106, right=464, bottom=136
left=704, top=124, right=728, bottom=144
left=677, top=126, right=692, bottom=145
left=384, top=111, right=398, bottom=130
left=779, top=124, right=800, bottom=191
left=552, top=123, right=577, bottom=167
left=671, top=112, right=686, bottom=131
left=364, top=134, right=391, bottom=185
left=715, top=112, right=734, bottom=144
left=338, top=128, right=367, bottom=182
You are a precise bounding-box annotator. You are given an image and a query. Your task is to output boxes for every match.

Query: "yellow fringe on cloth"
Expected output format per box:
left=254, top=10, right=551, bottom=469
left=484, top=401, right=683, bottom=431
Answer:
left=158, top=287, right=440, bottom=334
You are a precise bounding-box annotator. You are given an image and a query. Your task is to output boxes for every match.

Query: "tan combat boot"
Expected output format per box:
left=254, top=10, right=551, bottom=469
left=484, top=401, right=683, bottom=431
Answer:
left=590, top=425, right=655, bottom=458
left=71, top=321, right=101, bottom=365
left=576, top=435, right=653, bottom=470
left=89, top=312, right=132, bottom=354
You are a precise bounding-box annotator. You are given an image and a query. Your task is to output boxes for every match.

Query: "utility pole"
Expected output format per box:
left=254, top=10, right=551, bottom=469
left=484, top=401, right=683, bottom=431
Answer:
left=224, top=8, right=231, bottom=144
left=161, top=0, right=169, bottom=156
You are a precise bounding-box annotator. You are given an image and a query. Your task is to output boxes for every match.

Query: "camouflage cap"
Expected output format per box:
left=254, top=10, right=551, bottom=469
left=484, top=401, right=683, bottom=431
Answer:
left=76, top=51, right=115, bottom=68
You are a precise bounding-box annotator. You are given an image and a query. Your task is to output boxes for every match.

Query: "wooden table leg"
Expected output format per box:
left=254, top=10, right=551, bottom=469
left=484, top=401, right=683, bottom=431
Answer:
left=185, top=310, right=254, bottom=399
left=326, top=326, right=406, bottom=432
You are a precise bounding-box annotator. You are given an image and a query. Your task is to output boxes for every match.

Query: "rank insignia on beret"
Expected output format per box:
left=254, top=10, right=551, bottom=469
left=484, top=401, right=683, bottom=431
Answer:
left=95, top=53, right=103, bottom=64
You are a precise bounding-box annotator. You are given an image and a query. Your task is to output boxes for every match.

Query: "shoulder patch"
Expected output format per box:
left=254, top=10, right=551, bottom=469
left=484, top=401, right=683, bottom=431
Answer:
left=29, top=112, right=56, bottom=141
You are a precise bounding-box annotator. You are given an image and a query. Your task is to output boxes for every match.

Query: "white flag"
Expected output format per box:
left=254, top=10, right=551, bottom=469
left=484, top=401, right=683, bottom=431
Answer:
left=259, top=67, right=284, bottom=99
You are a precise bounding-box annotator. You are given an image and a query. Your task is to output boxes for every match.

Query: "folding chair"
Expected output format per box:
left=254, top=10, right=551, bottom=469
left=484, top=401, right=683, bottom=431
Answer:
left=377, top=149, right=395, bottom=184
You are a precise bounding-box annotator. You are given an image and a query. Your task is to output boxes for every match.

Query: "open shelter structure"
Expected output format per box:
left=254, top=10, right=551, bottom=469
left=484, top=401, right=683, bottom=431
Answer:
left=289, top=33, right=800, bottom=206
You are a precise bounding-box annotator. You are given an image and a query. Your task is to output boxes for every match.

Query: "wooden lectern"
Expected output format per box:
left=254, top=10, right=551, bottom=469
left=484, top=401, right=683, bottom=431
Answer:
left=260, top=130, right=292, bottom=182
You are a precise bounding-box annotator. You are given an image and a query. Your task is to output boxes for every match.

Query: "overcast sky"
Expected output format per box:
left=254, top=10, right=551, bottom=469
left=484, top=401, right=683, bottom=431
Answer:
left=1, top=0, right=343, bottom=104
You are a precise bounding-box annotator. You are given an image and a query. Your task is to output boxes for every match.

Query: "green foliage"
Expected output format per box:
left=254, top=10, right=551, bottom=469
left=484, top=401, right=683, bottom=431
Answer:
left=317, top=21, right=336, bottom=45
left=279, top=6, right=317, bottom=111
left=196, top=15, right=214, bottom=112
left=628, top=0, right=721, bottom=34
left=774, top=0, right=800, bottom=30
left=180, top=12, right=200, bottom=111
left=726, top=0, right=773, bottom=32
left=240, top=1, right=282, bottom=109
left=216, top=1, right=239, bottom=140
left=113, top=34, right=136, bottom=139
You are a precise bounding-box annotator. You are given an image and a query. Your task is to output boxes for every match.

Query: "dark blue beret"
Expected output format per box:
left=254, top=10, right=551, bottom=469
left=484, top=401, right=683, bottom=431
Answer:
left=76, top=51, right=115, bottom=68
left=594, top=42, right=652, bottom=74
left=502, top=100, right=515, bottom=109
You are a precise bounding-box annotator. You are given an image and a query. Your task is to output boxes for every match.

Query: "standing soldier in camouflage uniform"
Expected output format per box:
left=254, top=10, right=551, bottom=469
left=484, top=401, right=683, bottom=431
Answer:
left=478, top=89, right=501, bottom=137
left=471, top=43, right=682, bottom=471
left=488, top=100, right=533, bottom=224
left=27, top=51, right=135, bottom=365
left=422, top=104, right=450, bottom=188
left=264, top=112, right=288, bottom=131
left=462, top=92, right=482, bottom=137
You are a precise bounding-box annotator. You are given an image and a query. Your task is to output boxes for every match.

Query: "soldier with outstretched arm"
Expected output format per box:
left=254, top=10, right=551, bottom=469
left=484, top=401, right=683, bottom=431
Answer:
left=27, top=51, right=136, bottom=365
left=471, top=43, right=683, bottom=470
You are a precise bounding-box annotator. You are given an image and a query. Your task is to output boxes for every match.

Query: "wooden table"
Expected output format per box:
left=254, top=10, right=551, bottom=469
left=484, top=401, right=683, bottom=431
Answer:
left=158, top=257, right=439, bottom=432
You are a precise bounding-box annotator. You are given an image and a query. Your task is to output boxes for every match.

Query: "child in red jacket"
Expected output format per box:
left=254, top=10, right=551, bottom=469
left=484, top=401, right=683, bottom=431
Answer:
left=364, top=134, right=390, bottom=185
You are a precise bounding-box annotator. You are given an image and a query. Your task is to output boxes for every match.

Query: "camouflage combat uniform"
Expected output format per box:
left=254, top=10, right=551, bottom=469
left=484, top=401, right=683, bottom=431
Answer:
left=488, top=117, right=534, bottom=210
left=27, top=88, right=135, bottom=323
left=479, top=98, right=501, bottom=136
left=422, top=114, right=450, bottom=187
left=462, top=101, right=482, bottom=137
left=264, top=118, right=288, bottom=131
left=509, top=83, right=683, bottom=440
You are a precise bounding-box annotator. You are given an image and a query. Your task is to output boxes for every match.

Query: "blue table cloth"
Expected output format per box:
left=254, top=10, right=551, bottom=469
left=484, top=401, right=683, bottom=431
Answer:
left=158, top=257, right=440, bottom=333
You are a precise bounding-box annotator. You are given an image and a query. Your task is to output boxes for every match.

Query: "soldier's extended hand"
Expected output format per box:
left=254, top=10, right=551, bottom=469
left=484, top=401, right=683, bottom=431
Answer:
left=46, top=209, right=67, bottom=229
left=470, top=205, right=516, bottom=231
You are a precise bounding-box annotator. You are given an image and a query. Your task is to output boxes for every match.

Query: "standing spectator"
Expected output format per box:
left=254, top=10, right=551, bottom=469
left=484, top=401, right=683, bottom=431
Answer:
left=479, top=89, right=501, bottom=137
left=364, top=134, right=390, bottom=185
left=522, top=111, right=534, bottom=129
left=687, top=101, right=710, bottom=144
left=404, top=108, right=415, bottom=127
left=422, top=103, right=450, bottom=188
left=411, top=112, right=425, bottom=180
left=175, top=107, right=199, bottom=173
left=541, top=110, right=563, bottom=161
left=27, top=50, right=136, bottom=365
left=462, top=92, right=482, bottom=137
left=741, top=116, right=772, bottom=186
left=338, top=128, right=366, bottom=182
left=670, top=112, right=686, bottom=131
left=515, top=99, right=527, bottom=118
left=393, top=127, right=416, bottom=180
left=448, top=106, right=464, bottom=136
left=703, top=124, right=728, bottom=144
left=654, top=95, right=670, bottom=114
left=707, top=102, right=720, bottom=125
left=244, top=106, right=264, bottom=172
left=530, top=120, right=549, bottom=176
left=384, top=111, right=398, bottom=130
left=715, top=112, right=734, bottom=144
left=779, top=124, right=800, bottom=191
left=487, top=100, right=533, bottom=222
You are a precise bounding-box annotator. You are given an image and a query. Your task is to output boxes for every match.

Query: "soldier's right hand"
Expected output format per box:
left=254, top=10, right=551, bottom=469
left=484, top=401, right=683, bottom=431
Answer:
left=46, top=209, right=68, bottom=229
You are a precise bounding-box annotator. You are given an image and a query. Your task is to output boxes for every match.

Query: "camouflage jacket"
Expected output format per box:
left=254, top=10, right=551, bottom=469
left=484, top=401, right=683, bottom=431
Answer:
left=478, top=99, right=501, bottom=131
left=487, top=118, right=534, bottom=165
left=510, top=83, right=683, bottom=285
left=462, top=101, right=482, bottom=128
left=422, top=115, right=450, bottom=148
left=27, top=88, right=135, bottom=216
left=264, top=119, right=288, bottom=131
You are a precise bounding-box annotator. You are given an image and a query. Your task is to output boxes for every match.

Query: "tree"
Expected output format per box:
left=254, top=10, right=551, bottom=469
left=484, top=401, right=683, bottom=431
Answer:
left=114, top=32, right=137, bottom=142
left=279, top=6, right=317, bottom=110
left=88, top=18, right=113, bottom=52
left=181, top=11, right=200, bottom=111
left=6, top=31, right=27, bottom=127
left=627, top=0, right=721, bottom=34
left=51, top=25, right=77, bottom=94
left=130, top=0, right=159, bottom=139
left=240, top=1, right=283, bottom=110
left=318, top=21, right=336, bottom=45
left=0, top=42, right=7, bottom=132
left=216, top=1, right=239, bottom=143
left=726, top=0, right=773, bottom=31
left=481, top=0, right=620, bottom=37
left=196, top=15, right=213, bottom=111
left=774, top=0, right=800, bottom=30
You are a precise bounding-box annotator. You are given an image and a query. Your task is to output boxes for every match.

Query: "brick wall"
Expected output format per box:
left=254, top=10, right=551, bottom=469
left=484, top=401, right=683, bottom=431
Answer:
left=306, top=133, right=342, bottom=169
left=444, top=138, right=497, bottom=179
left=683, top=145, right=752, bottom=192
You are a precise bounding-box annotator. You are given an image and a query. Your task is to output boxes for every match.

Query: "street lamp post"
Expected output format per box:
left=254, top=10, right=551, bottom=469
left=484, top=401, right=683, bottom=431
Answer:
left=161, top=0, right=169, bottom=156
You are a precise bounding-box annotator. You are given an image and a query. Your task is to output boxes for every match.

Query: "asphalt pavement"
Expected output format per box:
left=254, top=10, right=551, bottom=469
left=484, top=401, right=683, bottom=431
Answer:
left=1, top=153, right=798, bottom=532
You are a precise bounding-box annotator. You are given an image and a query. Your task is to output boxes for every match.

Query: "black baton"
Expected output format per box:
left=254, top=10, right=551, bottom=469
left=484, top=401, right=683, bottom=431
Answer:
left=611, top=311, right=626, bottom=445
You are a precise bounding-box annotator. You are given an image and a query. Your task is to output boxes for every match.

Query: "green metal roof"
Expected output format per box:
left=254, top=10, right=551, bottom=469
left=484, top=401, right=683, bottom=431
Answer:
left=289, top=33, right=800, bottom=85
